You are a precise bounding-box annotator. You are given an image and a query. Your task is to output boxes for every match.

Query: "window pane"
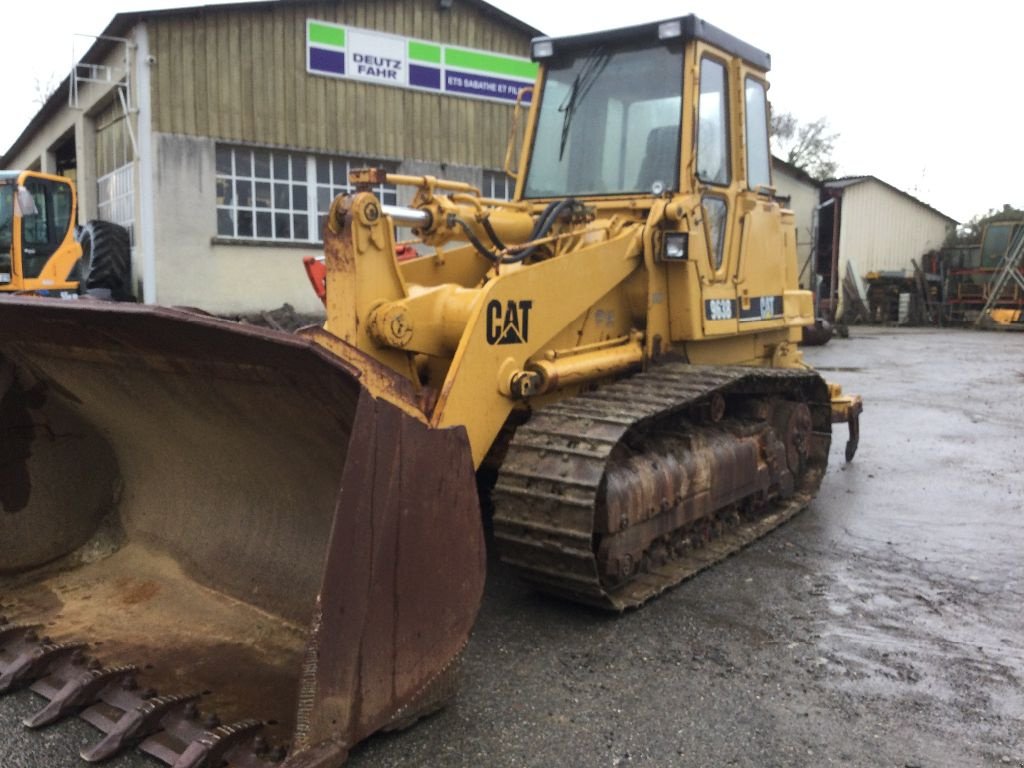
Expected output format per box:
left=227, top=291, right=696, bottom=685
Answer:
left=255, top=181, right=271, bottom=208
left=523, top=43, right=682, bottom=197
left=217, top=178, right=232, bottom=205
left=703, top=196, right=728, bottom=269
left=293, top=214, right=308, bottom=240
left=293, top=159, right=306, bottom=182
left=236, top=179, right=252, bottom=206
left=256, top=211, right=272, bottom=238
left=22, top=182, right=51, bottom=248
left=274, top=183, right=290, bottom=209
left=217, top=208, right=234, bottom=236
left=215, top=146, right=233, bottom=174
left=238, top=210, right=253, bottom=238
left=744, top=78, right=771, bottom=191
left=236, top=150, right=251, bottom=177
left=273, top=152, right=289, bottom=180
left=697, top=58, right=730, bottom=186
left=52, top=182, right=73, bottom=237
left=317, top=186, right=331, bottom=212
left=254, top=151, right=271, bottom=178
left=316, top=157, right=330, bottom=183
left=293, top=185, right=307, bottom=211
left=275, top=212, right=291, bottom=239
left=333, top=159, right=347, bottom=185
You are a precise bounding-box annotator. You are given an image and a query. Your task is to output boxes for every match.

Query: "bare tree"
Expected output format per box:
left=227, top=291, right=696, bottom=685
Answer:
left=32, top=74, right=60, bottom=106
left=771, top=112, right=839, bottom=181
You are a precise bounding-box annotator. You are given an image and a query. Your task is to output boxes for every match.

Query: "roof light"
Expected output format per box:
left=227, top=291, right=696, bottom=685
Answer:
left=658, top=20, right=683, bottom=40
left=532, top=39, right=554, bottom=59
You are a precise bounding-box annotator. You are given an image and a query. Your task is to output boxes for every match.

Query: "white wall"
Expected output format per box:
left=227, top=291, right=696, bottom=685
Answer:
left=151, top=134, right=475, bottom=314
left=152, top=134, right=324, bottom=314
left=772, top=163, right=819, bottom=284
left=838, top=180, right=951, bottom=279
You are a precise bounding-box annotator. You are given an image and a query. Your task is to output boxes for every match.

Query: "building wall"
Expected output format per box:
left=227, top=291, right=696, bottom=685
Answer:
left=144, top=0, right=532, bottom=311
left=4, top=1, right=533, bottom=312
left=153, top=134, right=309, bottom=312
left=837, top=180, right=951, bottom=279
left=152, top=133, right=480, bottom=313
left=772, top=162, right=819, bottom=284
left=149, top=0, right=528, bottom=169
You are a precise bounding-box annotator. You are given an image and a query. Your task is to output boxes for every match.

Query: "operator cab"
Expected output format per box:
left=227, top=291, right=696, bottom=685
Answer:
left=521, top=16, right=772, bottom=202
left=0, top=171, right=78, bottom=292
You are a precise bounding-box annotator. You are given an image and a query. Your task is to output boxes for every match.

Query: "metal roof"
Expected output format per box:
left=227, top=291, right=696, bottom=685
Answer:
left=531, top=14, right=770, bottom=71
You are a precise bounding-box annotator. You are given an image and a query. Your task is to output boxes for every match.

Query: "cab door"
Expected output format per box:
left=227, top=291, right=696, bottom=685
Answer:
left=691, top=49, right=738, bottom=336
left=731, top=70, right=788, bottom=331
left=14, top=172, right=79, bottom=292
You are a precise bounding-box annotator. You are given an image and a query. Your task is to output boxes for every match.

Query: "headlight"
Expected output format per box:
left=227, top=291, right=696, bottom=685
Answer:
left=662, top=232, right=688, bottom=261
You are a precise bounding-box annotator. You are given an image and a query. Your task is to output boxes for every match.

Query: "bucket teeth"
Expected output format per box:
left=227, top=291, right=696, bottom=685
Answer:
left=0, top=639, right=88, bottom=694
left=0, top=623, right=44, bottom=646
left=2, top=619, right=283, bottom=767
left=80, top=692, right=202, bottom=763
left=165, top=719, right=266, bottom=768
left=24, top=664, right=138, bottom=729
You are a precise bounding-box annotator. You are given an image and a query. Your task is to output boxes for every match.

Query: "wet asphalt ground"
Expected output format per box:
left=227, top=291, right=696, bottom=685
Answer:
left=1, top=326, right=1022, bottom=767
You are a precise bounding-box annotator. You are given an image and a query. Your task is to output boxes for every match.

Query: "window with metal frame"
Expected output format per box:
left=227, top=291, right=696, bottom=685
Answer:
left=97, top=164, right=135, bottom=247
left=482, top=169, right=514, bottom=201
left=696, top=57, right=730, bottom=187
left=216, top=147, right=310, bottom=241
left=216, top=145, right=399, bottom=243
left=744, top=77, right=771, bottom=191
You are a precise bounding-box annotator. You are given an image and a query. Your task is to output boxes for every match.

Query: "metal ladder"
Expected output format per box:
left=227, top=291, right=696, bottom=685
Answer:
left=975, top=223, right=1024, bottom=325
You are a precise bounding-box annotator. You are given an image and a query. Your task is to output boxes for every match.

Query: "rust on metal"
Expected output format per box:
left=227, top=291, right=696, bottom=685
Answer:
left=492, top=363, right=832, bottom=610
left=0, top=297, right=485, bottom=767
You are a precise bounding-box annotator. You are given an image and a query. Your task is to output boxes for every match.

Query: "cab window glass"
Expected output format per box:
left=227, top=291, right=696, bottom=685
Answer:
left=22, top=181, right=52, bottom=247
left=52, top=182, right=73, bottom=238
left=697, top=58, right=730, bottom=186
left=703, top=196, right=728, bottom=269
left=744, top=78, right=771, bottom=190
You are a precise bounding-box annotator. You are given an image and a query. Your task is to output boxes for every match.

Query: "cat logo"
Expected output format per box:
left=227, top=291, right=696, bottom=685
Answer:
left=486, top=299, right=533, bottom=345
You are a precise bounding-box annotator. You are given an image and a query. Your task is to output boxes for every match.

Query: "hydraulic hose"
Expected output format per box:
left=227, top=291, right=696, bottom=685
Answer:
left=457, top=198, right=577, bottom=265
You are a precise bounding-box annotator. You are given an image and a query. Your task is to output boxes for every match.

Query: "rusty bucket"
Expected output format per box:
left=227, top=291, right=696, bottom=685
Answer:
left=0, top=297, right=485, bottom=767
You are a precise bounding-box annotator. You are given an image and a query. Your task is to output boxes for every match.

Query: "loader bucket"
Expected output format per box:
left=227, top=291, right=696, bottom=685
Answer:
left=0, top=297, right=485, bottom=767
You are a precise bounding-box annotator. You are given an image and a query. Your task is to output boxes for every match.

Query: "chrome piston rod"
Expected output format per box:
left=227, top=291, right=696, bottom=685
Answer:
left=382, top=205, right=433, bottom=228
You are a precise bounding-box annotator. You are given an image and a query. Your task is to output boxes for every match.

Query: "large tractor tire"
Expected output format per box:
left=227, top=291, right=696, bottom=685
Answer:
left=76, top=219, right=132, bottom=301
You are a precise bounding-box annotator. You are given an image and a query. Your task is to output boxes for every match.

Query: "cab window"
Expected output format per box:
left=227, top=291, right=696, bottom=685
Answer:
left=744, top=78, right=771, bottom=190
left=696, top=57, right=730, bottom=186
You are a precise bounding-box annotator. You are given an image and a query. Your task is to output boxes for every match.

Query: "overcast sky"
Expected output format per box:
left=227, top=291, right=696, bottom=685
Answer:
left=1, top=0, right=1020, bottom=222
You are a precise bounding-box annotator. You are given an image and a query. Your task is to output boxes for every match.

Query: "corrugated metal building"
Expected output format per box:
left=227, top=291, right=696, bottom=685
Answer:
left=817, top=176, right=956, bottom=318
left=771, top=156, right=819, bottom=285
left=1, top=0, right=540, bottom=313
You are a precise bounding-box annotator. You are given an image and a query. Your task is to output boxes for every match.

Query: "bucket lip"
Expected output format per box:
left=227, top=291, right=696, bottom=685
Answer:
left=0, top=297, right=427, bottom=420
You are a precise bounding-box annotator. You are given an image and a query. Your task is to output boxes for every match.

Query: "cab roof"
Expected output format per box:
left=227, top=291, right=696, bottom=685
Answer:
left=531, top=15, right=771, bottom=71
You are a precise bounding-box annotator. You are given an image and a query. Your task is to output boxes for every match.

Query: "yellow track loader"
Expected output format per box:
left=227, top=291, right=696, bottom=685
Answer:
left=0, top=16, right=861, bottom=768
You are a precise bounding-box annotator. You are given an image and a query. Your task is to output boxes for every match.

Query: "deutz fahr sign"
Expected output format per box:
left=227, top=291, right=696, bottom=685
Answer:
left=306, top=21, right=536, bottom=105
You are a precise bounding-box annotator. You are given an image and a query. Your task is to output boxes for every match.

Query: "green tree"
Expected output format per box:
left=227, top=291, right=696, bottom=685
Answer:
left=770, top=112, right=839, bottom=181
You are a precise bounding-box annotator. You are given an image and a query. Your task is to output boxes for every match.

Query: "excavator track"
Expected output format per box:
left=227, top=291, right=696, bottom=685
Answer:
left=492, top=362, right=833, bottom=610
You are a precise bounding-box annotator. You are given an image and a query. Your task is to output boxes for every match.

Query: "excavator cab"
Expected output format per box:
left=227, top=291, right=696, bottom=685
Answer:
left=0, top=171, right=81, bottom=294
